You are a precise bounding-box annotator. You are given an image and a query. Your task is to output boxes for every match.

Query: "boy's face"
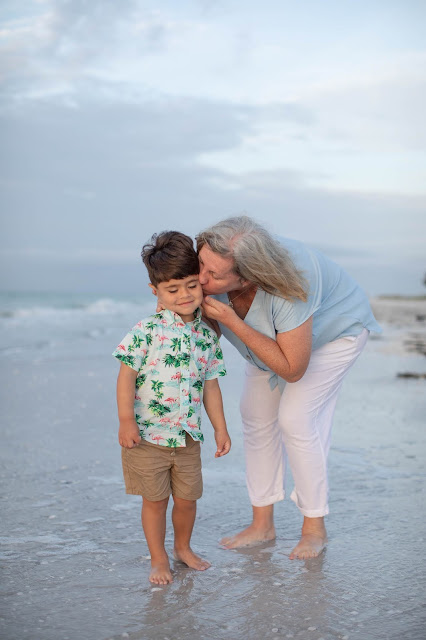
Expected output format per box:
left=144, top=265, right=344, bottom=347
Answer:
left=149, top=274, right=203, bottom=321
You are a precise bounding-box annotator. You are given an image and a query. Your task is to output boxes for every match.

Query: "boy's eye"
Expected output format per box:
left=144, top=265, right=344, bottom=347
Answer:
left=189, top=284, right=198, bottom=289
left=168, top=289, right=178, bottom=293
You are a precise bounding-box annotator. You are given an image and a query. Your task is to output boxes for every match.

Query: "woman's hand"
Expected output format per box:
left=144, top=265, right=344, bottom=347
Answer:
left=201, top=296, right=237, bottom=328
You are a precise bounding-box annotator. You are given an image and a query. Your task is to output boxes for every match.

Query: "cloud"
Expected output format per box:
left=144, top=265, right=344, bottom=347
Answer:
left=0, top=94, right=255, bottom=258
left=0, top=246, right=136, bottom=263
left=0, top=1, right=424, bottom=296
left=1, top=93, right=254, bottom=187
left=1, top=86, right=425, bottom=256
left=0, top=1, right=175, bottom=104
left=307, top=64, right=426, bottom=152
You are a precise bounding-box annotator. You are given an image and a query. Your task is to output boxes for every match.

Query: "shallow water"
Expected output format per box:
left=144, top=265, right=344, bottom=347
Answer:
left=1, top=297, right=425, bottom=640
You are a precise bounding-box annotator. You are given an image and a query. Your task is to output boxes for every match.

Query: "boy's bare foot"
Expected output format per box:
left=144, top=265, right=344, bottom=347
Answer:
left=149, top=559, right=173, bottom=584
left=289, top=517, right=327, bottom=560
left=220, top=524, right=276, bottom=549
left=173, top=547, right=211, bottom=571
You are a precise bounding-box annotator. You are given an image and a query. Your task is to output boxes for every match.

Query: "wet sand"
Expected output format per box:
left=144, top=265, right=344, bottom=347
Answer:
left=1, top=297, right=425, bottom=640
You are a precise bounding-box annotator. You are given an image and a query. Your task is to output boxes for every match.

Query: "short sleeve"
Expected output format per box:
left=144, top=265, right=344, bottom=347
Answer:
left=112, top=325, right=147, bottom=372
left=272, top=295, right=313, bottom=334
left=204, top=333, right=226, bottom=380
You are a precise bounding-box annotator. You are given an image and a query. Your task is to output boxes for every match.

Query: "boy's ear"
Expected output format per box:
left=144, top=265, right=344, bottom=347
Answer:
left=148, top=283, right=158, bottom=296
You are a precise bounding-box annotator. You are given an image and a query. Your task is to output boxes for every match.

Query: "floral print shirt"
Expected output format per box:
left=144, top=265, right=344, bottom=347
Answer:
left=113, top=308, right=226, bottom=448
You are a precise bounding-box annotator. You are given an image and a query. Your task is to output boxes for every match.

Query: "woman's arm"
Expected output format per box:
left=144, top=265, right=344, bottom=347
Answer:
left=202, top=296, right=312, bottom=383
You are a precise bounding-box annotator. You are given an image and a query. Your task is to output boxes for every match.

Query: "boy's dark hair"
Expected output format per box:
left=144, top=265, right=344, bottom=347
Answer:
left=141, top=231, right=200, bottom=286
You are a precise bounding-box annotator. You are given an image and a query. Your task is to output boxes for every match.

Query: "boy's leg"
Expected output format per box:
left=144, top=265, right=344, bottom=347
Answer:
left=141, top=496, right=173, bottom=584
left=172, top=496, right=210, bottom=571
left=171, top=436, right=209, bottom=570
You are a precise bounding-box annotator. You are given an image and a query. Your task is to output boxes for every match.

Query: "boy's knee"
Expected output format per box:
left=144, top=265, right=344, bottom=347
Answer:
left=173, top=496, right=196, bottom=510
left=143, top=496, right=169, bottom=511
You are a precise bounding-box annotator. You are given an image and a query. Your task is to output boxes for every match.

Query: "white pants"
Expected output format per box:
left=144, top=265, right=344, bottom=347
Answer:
left=240, top=329, right=369, bottom=517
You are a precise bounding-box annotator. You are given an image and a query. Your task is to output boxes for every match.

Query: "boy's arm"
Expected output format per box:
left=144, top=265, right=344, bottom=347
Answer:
left=117, top=362, right=141, bottom=448
left=203, top=378, right=231, bottom=457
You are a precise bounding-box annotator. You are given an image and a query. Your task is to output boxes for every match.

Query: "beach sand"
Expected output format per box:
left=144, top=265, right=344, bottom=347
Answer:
left=1, top=296, right=425, bottom=640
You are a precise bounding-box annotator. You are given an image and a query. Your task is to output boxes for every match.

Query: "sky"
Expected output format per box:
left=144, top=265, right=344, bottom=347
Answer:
left=1, top=0, right=425, bottom=296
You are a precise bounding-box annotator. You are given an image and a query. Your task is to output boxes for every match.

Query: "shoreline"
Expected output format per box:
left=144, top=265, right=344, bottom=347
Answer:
left=370, top=295, right=426, bottom=360
left=1, top=292, right=425, bottom=639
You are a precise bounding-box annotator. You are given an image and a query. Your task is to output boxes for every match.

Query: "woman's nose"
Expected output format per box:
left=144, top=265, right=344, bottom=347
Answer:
left=198, top=267, right=208, bottom=285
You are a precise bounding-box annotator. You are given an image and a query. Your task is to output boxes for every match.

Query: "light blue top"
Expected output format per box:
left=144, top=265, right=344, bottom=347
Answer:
left=215, top=237, right=381, bottom=390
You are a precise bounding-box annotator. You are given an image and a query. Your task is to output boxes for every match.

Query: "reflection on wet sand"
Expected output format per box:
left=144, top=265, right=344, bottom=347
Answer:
left=1, top=296, right=425, bottom=640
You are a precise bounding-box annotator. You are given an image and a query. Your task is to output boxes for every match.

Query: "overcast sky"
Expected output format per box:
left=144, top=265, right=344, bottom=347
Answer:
left=1, top=0, right=425, bottom=295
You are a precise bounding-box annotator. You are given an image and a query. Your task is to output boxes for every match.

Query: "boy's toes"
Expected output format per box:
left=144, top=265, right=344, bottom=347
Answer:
left=149, top=560, right=173, bottom=584
left=174, top=548, right=211, bottom=571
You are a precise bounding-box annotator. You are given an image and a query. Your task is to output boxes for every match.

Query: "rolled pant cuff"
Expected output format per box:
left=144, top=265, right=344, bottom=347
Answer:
left=250, top=490, right=285, bottom=508
left=290, top=490, right=329, bottom=517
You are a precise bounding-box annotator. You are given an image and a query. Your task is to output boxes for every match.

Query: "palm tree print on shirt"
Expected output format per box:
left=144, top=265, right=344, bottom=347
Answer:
left=171, top=338, right=181, bottom=352
left=113, top=308, right=226, bottom=447
left=148, top=399, right=171, bottom=417
left=163, top=353, right=178, bottom=367
left=151, top=380, right=164, bottom=399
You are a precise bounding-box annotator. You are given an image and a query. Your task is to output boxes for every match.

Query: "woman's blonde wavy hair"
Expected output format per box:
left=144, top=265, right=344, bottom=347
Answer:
left=196, top=215, right=308, bottom=302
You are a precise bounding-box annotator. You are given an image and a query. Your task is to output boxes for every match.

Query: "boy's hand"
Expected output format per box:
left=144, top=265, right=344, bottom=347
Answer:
left=214, top=429, right=231, bottom=458
left=118, top=419, right=142, bottom=449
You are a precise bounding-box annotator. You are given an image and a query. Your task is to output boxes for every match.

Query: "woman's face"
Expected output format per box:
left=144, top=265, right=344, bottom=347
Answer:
left=198, top=244, right=244, bottom=295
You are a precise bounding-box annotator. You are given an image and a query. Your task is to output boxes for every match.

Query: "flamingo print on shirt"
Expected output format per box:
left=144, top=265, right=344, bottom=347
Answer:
left=113, top=308, right=226, bottom=448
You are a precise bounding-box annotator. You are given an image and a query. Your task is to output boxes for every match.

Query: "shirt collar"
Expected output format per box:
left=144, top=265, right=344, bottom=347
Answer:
left=157, top=307, right=202, bottom=329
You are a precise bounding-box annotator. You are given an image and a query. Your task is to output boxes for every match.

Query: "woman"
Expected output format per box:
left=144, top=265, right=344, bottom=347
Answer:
left=197, top=215, right=380, bottom=559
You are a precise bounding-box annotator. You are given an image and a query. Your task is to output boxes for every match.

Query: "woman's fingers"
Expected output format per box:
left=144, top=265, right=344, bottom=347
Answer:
left=200, top=301, right=214, bottom=318
left=202, top=296, right=229, bottom=319
left=203, top=295, right=224, bottom=308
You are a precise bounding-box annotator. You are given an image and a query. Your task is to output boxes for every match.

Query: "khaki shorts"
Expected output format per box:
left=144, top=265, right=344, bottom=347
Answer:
left=121, top=433, right=202, bottom=502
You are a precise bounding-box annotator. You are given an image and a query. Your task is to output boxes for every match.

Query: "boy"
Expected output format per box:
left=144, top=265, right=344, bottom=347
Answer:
left=113, top=231, right=231, bottom=585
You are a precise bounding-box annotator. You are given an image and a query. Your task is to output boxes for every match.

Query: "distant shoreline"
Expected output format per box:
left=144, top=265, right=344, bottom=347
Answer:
left=375, top=294, right=426, bottom=301
left=370, top=295, right=426, bottom=360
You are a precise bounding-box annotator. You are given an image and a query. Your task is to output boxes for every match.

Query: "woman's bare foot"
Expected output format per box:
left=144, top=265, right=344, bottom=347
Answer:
left=149, top=558, right=173, bottom=584
left=173, top=547, right=211, bottom=571
left=289, top=517, right=327, bottom=560
left=289, top=533, right=327, bottom=559
left=220, top=523, right=276, bottom=549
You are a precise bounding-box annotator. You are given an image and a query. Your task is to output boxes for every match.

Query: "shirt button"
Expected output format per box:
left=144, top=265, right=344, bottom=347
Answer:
left=171, top=451, right=175, bottom=456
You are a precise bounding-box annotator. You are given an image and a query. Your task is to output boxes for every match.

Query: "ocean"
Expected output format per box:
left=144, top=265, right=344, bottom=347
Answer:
left=1, top=291, right=425, bottom=639
left=0, top=291, right=155, bottom=363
